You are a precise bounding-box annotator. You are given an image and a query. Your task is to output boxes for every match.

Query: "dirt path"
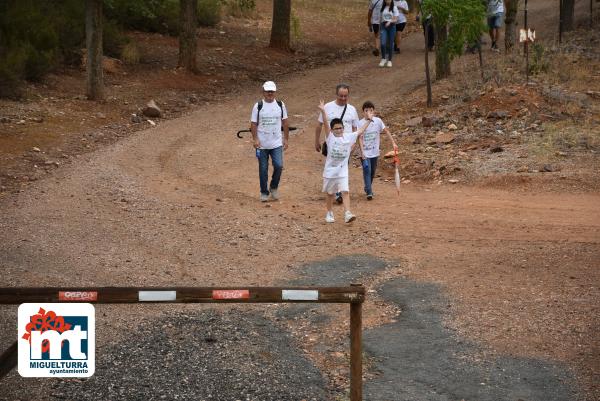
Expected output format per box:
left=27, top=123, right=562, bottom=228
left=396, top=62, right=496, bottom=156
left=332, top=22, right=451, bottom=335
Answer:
left=1, top=6, right=599, bottom=399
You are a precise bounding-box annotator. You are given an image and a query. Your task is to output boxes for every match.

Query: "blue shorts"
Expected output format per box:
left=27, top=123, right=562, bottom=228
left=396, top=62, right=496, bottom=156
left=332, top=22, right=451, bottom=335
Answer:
left=488, top=13, right=503, bottom=29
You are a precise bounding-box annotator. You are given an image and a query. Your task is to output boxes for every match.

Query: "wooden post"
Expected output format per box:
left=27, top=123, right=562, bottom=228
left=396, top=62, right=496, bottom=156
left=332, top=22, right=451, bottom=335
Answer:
left=350, top=286, right=363, bottom=401
left=524, top=0, right=529, bottom=83
left=0, top=341, right=17, bottom=380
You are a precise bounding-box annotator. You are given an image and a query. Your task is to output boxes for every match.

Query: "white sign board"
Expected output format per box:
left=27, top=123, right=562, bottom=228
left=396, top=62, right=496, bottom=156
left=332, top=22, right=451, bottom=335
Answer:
left=519, top=29, right=536, bottom=43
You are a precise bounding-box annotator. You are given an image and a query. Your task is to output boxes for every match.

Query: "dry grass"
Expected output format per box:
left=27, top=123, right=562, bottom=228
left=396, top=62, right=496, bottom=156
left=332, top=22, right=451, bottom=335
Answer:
left=528, top=120, right=600, bottom=159
left=121, top=42, right=141, bottom=65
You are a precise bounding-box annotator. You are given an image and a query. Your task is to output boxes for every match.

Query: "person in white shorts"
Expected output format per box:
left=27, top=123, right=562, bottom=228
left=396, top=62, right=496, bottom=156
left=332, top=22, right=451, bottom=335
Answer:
left=318, top=100, right=374, bottom=224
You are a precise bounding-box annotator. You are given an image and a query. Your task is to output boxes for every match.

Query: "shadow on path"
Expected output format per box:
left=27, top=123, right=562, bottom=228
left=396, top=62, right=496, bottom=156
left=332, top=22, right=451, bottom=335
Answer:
left=289, top=255, right=578, bottom=401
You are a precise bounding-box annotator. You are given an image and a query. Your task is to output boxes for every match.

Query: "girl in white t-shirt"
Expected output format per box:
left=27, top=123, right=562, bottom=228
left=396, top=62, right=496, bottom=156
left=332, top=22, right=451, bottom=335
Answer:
left=318, top=100, right=374, bottom=224
left=378, top=0, right=400, bottom=67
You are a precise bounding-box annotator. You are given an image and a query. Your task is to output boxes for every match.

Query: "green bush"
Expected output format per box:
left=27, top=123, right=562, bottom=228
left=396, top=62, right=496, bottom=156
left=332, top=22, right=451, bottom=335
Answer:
left=0, top=48, right=27, bottom=99
left=0, top=0, right=221, bottom=98
left=105, top=0, right=181, bottom=35
left=103, top=19, right=128, bottom=58
left=529, top=43, right=549, bottom=75
left=291, top=11, right=302, bottom=42
left=121, top=42, right=141, bottom=65
left=222, top=0, right=255, bottom=18
left=198, top=0, right=222, bottom=26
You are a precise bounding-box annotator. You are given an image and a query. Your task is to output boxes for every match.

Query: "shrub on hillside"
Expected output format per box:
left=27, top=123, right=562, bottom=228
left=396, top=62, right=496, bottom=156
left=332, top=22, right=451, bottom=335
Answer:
left=222, top=0, right=255, bottom=18
left=198, top=0, right=222, bottom=26
left=104, top=0, right=222, bottom=33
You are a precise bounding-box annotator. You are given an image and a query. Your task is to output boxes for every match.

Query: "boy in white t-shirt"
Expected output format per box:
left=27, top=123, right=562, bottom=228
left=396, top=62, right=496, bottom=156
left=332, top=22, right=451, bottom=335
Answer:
left=358, top=101, right=397, bottom=200
left=318, top=100, right=374, bottom=224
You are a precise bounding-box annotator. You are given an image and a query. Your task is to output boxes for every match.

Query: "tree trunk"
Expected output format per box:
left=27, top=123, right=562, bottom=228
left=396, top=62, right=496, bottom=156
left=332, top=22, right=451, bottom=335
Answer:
left=179, top=0, right=198, bottom=72
left=434, top=23, right=450, bottom=79
left=504, top=0, right=519, bottom=52
left=406, top=0, right=418, bottom=13
left=561, top=0, right=575, bottom=31
left=85, top=0, right=104, bottom=101
left=269, top=0, right=291, bottom=51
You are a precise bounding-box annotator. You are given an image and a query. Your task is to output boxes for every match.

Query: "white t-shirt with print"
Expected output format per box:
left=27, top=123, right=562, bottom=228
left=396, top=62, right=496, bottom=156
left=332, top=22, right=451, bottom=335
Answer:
left=360, top=116, right=386, bottom=158
left=380, top=5, right=400, bottom=24
left=250, top=100, right=288, bottom=149
left=394, top=0, right=409, bottom=24
left=487, top=0, right=504, bottom=15
left=369, top=0, right=383, bottom=24
left=323, top=131, right=360, bottom=178
left=317, top=101, right=359, bottom=134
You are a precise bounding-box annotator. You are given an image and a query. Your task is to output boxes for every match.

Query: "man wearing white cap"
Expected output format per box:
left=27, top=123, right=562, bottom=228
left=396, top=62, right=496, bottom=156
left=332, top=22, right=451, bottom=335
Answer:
left=250, top=81, right=289, bottom=202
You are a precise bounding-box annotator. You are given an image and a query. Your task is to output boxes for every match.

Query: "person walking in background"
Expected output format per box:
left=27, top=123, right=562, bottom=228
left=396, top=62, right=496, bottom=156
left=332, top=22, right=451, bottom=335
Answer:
left=379, top=0, right=400, bottom=67
left=315, top=83, right=360, bottom=204
left=250, top=81, right=289, bottom=202
left=393, top=0, right=409, bottom=54
left=487, top=0, right=505, bottom=52
left=368, top=0, right=383, bottom=56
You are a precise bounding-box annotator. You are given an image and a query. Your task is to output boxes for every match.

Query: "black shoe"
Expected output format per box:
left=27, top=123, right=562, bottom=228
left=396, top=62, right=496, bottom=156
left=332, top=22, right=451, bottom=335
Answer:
left=335, top=193, right=343, bottom=204
left=372, top=48, right=380, bottom=57
left=394, top=47, right=400, bottom=54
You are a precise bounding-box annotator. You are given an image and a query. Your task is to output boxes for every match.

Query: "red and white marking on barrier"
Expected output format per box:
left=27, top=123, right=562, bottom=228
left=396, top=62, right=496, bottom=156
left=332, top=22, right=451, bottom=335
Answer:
left=58, top=291, right=98, bottom=301
left=212, top=290, right=250, bottom=300
left=281, top=290, right=319, bottom=301
left=138, top=291, right=177, bottom=302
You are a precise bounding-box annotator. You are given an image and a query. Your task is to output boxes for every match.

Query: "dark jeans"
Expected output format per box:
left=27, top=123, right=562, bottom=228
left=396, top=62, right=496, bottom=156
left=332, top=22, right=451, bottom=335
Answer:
left=258, top=146, right=283, bottom=195
left=362, top=157, right=378, bottom=195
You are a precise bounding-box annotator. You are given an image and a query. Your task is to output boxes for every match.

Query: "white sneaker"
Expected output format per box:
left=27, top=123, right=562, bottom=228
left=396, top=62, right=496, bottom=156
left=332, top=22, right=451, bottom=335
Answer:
left=344, top=211, right=356, bottom=223
left=270, top=188, right=279, bottom=200
left=386, top=60, right=392, bottom=68
left=325, top=211, right=335, bottom=223
left=378, top=59, right=386, bottom=67
left=260, top=193, right=269, bottom=202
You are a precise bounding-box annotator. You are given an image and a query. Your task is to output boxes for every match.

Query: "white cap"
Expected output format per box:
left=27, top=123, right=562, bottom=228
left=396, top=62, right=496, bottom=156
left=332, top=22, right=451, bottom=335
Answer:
left=263, top=81, right=277, bottom=91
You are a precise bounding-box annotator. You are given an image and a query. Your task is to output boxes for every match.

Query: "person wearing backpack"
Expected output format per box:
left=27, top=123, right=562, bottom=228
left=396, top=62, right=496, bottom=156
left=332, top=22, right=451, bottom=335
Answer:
left=250, top=81, right=289, bottom=202
left=367, top=0, right=384, bottom=56
left=314, top=83, right=360, bottom=204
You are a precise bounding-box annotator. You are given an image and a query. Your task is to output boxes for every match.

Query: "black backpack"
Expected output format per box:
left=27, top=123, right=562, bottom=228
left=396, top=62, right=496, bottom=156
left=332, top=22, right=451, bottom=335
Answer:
left=256, top=100, right=284, bottom=129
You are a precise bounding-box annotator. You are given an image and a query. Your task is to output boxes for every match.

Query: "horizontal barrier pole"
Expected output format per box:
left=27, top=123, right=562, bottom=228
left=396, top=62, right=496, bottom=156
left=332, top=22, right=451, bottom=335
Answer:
left=0, top=286, right=364, bottom=304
